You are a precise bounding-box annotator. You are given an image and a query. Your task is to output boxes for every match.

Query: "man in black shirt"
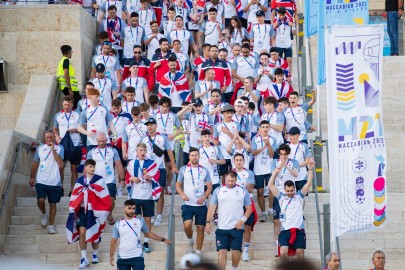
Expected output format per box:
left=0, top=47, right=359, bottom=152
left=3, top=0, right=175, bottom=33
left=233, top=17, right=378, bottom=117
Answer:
left=386, top=0, right=404, bottom=55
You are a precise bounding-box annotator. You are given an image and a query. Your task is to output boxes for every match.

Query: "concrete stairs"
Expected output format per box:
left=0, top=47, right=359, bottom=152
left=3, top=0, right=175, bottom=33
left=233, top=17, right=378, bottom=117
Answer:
left=2, top=193, right=325, bottom=269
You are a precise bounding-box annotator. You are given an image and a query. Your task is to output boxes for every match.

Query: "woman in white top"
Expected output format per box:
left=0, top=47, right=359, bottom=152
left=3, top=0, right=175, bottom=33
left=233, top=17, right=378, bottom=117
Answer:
left=229, top=16, right=249, bottom=45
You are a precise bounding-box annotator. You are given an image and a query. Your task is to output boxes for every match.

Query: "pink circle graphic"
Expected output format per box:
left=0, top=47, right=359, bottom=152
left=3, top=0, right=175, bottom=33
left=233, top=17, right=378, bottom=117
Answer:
left=374, top=177, right=385, bottom=191
left=374, top=206, right=386, bottom=216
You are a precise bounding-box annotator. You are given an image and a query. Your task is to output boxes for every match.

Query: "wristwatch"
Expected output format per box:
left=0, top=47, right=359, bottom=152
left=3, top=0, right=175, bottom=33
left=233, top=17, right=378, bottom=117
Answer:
left=161, top=237, right=166, bottom=242
left=206, top=221, right=211, bottom=224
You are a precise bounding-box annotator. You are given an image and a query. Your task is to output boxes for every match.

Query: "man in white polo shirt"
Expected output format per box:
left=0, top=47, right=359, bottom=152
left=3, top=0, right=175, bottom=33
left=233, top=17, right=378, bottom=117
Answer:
left=177, top=147, right=212, bottom=254
left=110, top=200, right=172, bottom=270
left=195, top=68, right=220, bottom=106
left=122, top=12, right=146, bottom=62
left=29, top=130, right=64, bottom=234
left=205, top=171, right=252, bottom=270
left=54, top=96, right=82, bottom=196
left=87, top=133, right=125, bottom=225
left=268, top=158, right=315, bottom=260
left=89, top=63, right=118, bottom=111
left=198, top=7, right=223, bottom=47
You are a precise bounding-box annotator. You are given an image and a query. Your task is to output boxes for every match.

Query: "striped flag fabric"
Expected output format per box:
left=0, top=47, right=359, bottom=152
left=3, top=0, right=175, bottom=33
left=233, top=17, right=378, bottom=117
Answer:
left=158, top=71, right=191, bottom=102
left=66, top=174, right=111, bottom=244
left=235, top=0, right=244, bottom=17
left=126, top=158, right=162, bottom=201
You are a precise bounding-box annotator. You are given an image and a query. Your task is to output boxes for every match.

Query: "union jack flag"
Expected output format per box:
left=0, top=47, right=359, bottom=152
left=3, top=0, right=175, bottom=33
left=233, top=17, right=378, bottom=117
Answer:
left=66, top=174, right=111, bottom=244
left=159, top=71, right=191, bottom=102
left=198, top=120, right=212, bottom=130
left=126, top=158, right=162, bottom=201
left=235, top=0, right=244, bottom=17
left=76, top=147, right=87, bottom=174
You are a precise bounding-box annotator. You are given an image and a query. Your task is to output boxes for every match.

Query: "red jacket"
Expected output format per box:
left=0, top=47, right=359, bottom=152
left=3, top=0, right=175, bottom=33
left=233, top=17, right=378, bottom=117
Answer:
left=123, top=57, right=153, bottom=91
left=149, top=50, right=180, bottom=89
left=199, top=58, right=232, bottom=88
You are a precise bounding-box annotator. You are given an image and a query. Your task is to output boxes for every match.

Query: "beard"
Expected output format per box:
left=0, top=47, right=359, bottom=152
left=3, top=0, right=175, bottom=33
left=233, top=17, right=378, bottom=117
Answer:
left=125, top=212, right=135, bottom=218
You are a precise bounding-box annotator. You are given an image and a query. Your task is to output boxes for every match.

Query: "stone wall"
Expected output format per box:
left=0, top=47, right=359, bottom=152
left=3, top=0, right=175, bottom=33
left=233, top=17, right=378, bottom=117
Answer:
left=0, top=5, right=97, bottom=91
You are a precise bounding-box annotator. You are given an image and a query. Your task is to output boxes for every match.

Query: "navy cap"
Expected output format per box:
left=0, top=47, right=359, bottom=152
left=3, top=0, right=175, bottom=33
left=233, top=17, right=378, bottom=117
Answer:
left=194, top=99, right=203, bottom=106
left=289, top=126, right=301, bottom=136
left=95, top=63, right=105, bottom=73
left=144, top=118, right=157, bottom=125
left=256, top=10, right=265, bottom=17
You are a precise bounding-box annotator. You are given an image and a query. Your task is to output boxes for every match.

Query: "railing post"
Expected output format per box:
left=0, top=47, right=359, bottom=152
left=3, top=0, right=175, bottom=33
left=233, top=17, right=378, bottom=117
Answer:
left=313, top=136, right=324, bottom=189
left=323, top=203, right=331, bottom=260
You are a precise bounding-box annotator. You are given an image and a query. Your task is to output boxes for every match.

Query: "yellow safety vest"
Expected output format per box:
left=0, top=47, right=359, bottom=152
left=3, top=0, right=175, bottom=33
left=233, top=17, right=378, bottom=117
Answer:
left=56, top=56, right=79, bottom=92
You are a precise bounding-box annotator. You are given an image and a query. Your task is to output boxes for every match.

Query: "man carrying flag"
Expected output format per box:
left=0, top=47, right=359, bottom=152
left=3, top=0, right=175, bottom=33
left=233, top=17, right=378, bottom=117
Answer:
left=126, top=142, right=162, bottom=253
left=66, top=159, right=112, bottom=269
left=159, top=56, right=191, bottom=113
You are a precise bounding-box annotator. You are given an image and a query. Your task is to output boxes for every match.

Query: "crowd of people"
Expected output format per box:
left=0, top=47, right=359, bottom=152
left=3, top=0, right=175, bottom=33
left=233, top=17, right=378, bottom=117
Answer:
left=28, top=0, right=326, bottom=269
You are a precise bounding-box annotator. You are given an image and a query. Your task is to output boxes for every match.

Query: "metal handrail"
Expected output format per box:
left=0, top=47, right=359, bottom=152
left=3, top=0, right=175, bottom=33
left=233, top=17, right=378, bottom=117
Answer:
left=166, top=141, right=181, bottom=270
left=45, top=80, right=61, bottom=131
left=310, top=139, right=325, bottom=269
left=0, top=141, right=33, bottom=217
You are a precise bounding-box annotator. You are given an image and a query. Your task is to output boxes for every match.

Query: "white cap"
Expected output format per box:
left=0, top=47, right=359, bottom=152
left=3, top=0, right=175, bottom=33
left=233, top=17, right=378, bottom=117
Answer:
left=180, top=253, right=201, bottom=269
left=234, top=99, right=245, bottom=106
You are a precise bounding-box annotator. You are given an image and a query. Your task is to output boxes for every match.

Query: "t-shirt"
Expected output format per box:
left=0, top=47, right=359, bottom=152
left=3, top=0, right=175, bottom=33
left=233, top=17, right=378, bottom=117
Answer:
left=261, top=111, right=285, bottom=148
left=123, top=25, right=147, bottom=58
left=288, top=142, right=311, bottom=181
left=230, top=148, right=250, bottom=170
left=155, top=112, right=180, bottom=149
left=174, top=51, right=190, bottom=74
left=122, top=121, right=148, bottom=160
left=140, top=134, right=171, bottom=168
left=245, top=0, right=266, bottom=24
left=234, top=169, right=255, bottom=190
left=92, top=54, right=121, bottom=82
left=89, top=77, right=116, bottom=111
left=232, top=113, right=250, bottom=133
left=195, top=80, right=221, bottom=105
left=277, top=191, right=305, bottom=230
left=274, top=18, right=293, bottom=48
left=232, top=55, right=259, bottom=80
left=122, top=76, right=148, bottom=104
left=147, top=33, right=166, bottom=60
left=200, top=21, right=223, bottom=46
left=177, top=165, right=211, bottom=206
left=34, top=144, right=64, bottom=186
left=249, top=23, right=273, bottom=54
left=79, top=105, right=113, bottom=146
left=203, top=2, right=225, bottom=22
left=168, top=29, right=194, bottom=54
left=112, top=218, right=148, bottom=259
left=186, top=113, right=210, bottom=148
left=199, top=145, right=224, bottom=185
left=251, top=134, right=277, bottom=175
left=54, top=110, right=81, bottom=146
left=210, top=185, right=251, bottom=230
left=126, top=159, right=156, bottom=200
left=87, top=146, right=120, bottom=184
left=283, top=103, right=310, bottom=141
left=121, top=99, right=141, bottom=114
left=270, top=158, right=300, bottom=192
left=213, top=121, right=240, bottom=159
left=138, top=8, right=156, bottom=35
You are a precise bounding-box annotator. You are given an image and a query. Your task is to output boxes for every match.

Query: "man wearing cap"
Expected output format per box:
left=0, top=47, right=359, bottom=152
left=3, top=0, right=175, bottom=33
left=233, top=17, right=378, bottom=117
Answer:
left=249, top=10, right=273, bottom=55
left=213, top=105, right=240, bottom=180
left=122, top=62, right=149, bottom=104
left=287, top=127, right=311, bottom=199
left=56, top=45, right=81, bottom=109
left=91, top=41, right=122, bottom=93
left=231, top=44, right=259, bottom=105
left=195, top=68, right=221, bottom=106
left=123, top=45, right=152, bottom=88
left=89, top=63, right=118, bottom=111
left=243, top=0, right=268, bottom=32
left=141, top=118, right=177, bottom=226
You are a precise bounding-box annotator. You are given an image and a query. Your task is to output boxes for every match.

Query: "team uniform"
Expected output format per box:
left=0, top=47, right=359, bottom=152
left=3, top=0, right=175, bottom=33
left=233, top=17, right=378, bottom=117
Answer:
left=122, top=76, right=149, bottom=104
left=92, top=54, right=121, bottom=83
left=54, top=110, right=82, bottom=165
left=186, top=112, right=210, bottom=148
left=122, top=121, right=148, bottom=160
left=234, top=168, right=256, bottom=226
left=87, top=146, right=121, bottom=198
left=203, top=2, right=225, bottom=23
left=178, top=165, right=211, bottom=225
left=122, top=25, right=147, bottom=59
left=288, top=142, right=311, bottom=191
left=232, top=113, right=250, bottom=134
left=199, top=145, right=224, bottom=191
left=283, top=103, right=310, bottom=142
left=203, top=102, right=228, bottom=125
left=174, top=51, right=190, bottom=74
left=273, top=17, right=294, bottom=58
left=251, top=134, right=277, bottom=189
left=79, top=105, right=113, bottom=149
left=138, top=8, right=156, bottom=35
left=155, top=111, right=181, bottom=150
left=210, top=185, right=251, bottom=251
left=122, top=99, right=141, bottom=114
left=261, top=111, right=285, bottom=148
left=168, top=28, right=194, bottom=54
left=195, top=80, right=221, bottom=105
left=89, top=76, right=116, bottom=111
left=111, top=111, right=132, bottom=164
left=213, top=121, right=240, bottom=175
left=34, top=144, right=64, bottom=204
left=146, top=32, right=166, bottom=60
left=249, top=23, right=273, bottom=54
left=200, top=21, right=223, bottom=46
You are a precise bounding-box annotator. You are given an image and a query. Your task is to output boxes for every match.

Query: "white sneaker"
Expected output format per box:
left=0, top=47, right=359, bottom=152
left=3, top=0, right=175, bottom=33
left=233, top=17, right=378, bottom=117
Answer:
left=92, top=254, right=99, bottom=264
left=259, top=213, right=267, bottom=222
left=264, top=186, right=269, bottom=197
left=166, top=186, right=173, bottom=195
left=79, top=258, right=89, bottom=269
left=242, top=251, right=250, bottom=261
left=40, top=214, right=48, bottom=227
left=187, top=239, right=194, bottom=254
left=47, top=225, right=56, bottom=234
left=154, top=215, right=162, bottom=226
left=151, top=216, right=156, bottom=224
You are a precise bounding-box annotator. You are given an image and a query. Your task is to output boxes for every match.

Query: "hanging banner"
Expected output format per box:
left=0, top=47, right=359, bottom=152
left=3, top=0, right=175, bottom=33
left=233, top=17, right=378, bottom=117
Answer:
left=315, top=0, right=369, bottom=84
left=326, top=25, right=387, bottom=238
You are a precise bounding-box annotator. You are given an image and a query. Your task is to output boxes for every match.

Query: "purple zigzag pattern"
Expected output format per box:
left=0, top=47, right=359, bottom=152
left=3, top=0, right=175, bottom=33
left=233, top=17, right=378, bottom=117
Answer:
left=336, top=63, right=354, bottom=92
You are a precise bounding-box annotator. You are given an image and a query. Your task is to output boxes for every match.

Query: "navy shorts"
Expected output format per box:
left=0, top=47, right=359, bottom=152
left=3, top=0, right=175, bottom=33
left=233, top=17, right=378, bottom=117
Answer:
left=107, top=183, right=117, bottom=199
left=215, top=228, right=244, bottom=251
left=279, top=229, right=306, bottom=249
left=254, top=173, right=271, bottom=189
left=35, top=183, right=62, bottom=204
left=295, top=180, right=308, bottom=196
left=117, top=257, right=145, bottom=270
left=164, top=150, right=176, bottom=164
left=244, top=208, right=255, bottom=227
left=77, top=207, right=88, bottom=228
left=183, top=151, right=189, bottom=166
left=66, top=146, right=82, bottom=165
left=132, top=199, right=154, bottom=217
left=272, top=197, right=281, bottom=220
left=211, top=183, right=221, bottom=195
left=181, top=205, right=208, bottom=225
left=276, top=46, right=293, bottom=58
left=218, top=159, right=231, bottom=176
left=159, top=168, right=167, bottom=188
left=114, top=146, right=127, bottom=167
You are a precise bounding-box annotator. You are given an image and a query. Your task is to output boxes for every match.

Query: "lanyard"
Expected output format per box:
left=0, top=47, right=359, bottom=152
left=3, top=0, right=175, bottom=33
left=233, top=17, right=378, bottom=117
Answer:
left=134, top=159, right=144, bottom=178
left=114, top=116, right=120, bottom=126
left=129, top=26, right=139, bottom=43
left=189, top=164, right=201, bottom=188
left=243, top=57, right=254, bottom=69
left=290, top=107, right=301, bottom=125
left=292, top=142, right=301, bottom=161
left=102, top=55, right=110, bottom=67
left=205, top=22, right=218, bottom=37
left=277, top=19, right=288, bottom=36
left=159, top=112, right=170, bottom=130
left=222, top=121, right=231, bottom=132
left=267, top=112, right=276, bottom=123
left=257, top=24, right=267, bottom=39
left=97, top=147, right=108, bottom=162
left=131, top=122, right=143, bottom=136
left=98, top=78, right=107, bottom=97
left=122, top=218, right=140, bottom=240
left=87, top=107, right=98, bottom=121
left=235, top=169, right=246, bottom=184
left=129, top=77, right=139, bottom=89
left=193, top=113, right=206, bottom=131
left=64, top=111, right=72, bottom=129
left=204, top=81, right=212, bottom=99
left=234, top=114, right=244, bottom=131
left=140, top=9, right=149, bottom=27
left=200, top=146, right=212, bottom=160
left=279, top=159, right=292, bottom=174
left=283, top=197, right=294, bottom=212
left=175, top=29, right=186, bottom=40
left=44, top=149, right=52, bottom=161
left=126, top=101, right=136, bottom=113
left=148, top=134, right=156, bottom=147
